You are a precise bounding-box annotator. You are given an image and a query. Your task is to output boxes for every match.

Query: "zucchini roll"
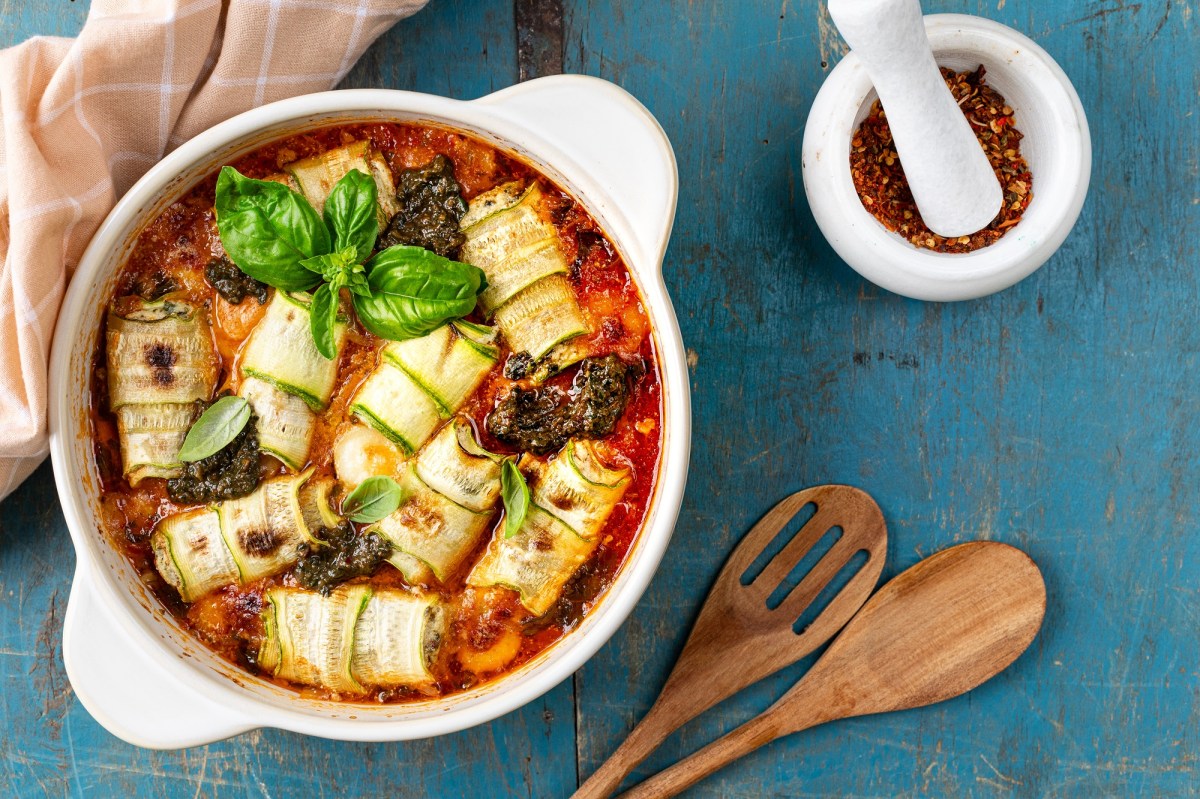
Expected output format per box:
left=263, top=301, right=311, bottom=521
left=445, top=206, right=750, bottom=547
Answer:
left=258, top=585, right=443, bottom=694
left=350, top=321, right=498, bottom=454
left=237, top=376, right=315, bottom=472
left=284, top=140, right=400, bottom=226
left=106, top=298, right=218, bottom=485
left=241, top=290, right=347, bottom=412
left=298, top=475, right=342, bottom=533
left=459, top=182, right=588, bottom=368
left=375, top=419, right=502, bottom=584
left=468, top=441, right=631, bottom=615
left=151, top=471, right=334, bottom=602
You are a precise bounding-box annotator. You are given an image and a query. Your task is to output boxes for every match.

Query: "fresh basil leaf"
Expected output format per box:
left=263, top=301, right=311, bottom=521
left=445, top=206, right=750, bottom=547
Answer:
left=324, top=169, right=379, bottom=263
left=178, top=396, right=251, bottom=463
left=214, top=167, right=330, bottom=291
left=342, top=475, right=404, bottom=524
left=500, top=459, right=530, bottom=539
left=309, top=281, right=340, bottom=361
left=352, top=245, right=486, bottom=341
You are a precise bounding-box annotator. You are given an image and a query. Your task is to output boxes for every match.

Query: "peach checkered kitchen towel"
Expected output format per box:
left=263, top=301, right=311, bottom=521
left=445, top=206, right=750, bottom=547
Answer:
left=0, top=0, right=428, bottom=501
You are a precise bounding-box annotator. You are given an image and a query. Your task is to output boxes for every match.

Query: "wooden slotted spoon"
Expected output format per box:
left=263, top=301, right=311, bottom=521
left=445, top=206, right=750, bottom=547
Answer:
left=617, top=541, right=1047, bottom=799
left=573, top=485, right=888, bottom=799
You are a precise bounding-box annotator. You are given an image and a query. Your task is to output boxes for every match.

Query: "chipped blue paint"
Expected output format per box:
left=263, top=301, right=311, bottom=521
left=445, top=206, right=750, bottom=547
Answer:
left=1, top=0, right=1196, bottom=796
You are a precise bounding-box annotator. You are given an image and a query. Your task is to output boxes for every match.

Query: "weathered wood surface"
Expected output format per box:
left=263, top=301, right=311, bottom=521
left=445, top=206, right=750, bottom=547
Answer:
left=1, top=0, right=1197, bottom=796
left=515, top=0, right=564, bottom=81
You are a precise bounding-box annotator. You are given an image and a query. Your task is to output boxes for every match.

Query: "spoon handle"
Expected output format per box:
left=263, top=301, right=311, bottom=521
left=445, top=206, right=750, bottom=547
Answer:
left=572, top=700, right=683, bottom=799
left=615, top=706, right=802, bottom=799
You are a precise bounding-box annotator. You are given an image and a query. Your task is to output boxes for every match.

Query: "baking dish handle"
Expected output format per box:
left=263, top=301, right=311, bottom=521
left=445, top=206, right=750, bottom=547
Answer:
left=475, top=75, right=679, bottom=269
left=63, top=566, right=257, bottom=749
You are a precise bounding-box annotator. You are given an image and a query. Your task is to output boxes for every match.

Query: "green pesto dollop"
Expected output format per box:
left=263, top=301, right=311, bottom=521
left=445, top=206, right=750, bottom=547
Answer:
left=166, top=402, right=261, bottom=503
left=204, top=257, right=269, bottom=305
left=294, top=524, right=392, bottom=595
left=487, top=355, right=640, bottom=455
left=378, top=155, right=468, bottom=258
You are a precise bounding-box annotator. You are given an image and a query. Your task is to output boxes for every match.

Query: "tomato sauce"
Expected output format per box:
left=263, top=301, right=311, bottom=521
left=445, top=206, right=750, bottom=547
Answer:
left=89, top=123, right=663, bottom=702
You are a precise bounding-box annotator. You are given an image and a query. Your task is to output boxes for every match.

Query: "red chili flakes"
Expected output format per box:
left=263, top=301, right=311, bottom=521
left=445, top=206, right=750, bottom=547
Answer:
left=850, top=65, right=1033, bottom=254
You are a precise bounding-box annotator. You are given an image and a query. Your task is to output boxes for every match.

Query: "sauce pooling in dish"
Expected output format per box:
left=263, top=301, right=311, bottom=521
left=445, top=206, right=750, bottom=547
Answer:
left=90, top=123, right=662, bottom=702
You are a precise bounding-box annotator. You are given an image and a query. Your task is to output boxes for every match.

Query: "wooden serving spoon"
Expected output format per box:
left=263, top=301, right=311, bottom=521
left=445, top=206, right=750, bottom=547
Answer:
left=616, top=541, right=1047, bottom=799
left=573, top=485, right=889, bottom=799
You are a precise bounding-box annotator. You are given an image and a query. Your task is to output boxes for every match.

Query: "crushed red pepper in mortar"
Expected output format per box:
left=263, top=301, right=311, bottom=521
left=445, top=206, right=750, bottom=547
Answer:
left=850, top=65, right=1033, bottom=254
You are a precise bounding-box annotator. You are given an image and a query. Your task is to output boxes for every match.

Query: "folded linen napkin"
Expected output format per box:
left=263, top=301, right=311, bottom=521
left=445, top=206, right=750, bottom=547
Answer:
left=0, top=0, right=427, bottom=501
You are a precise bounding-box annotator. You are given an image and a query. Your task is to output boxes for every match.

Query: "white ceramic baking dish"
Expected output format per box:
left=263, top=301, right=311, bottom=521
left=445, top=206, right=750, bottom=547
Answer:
left=47, top=75, right=688, bottom=749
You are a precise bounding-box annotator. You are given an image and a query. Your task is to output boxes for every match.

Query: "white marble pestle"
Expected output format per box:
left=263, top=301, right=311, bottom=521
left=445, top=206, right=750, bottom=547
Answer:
left=828, top=0, right=1003, bottom=237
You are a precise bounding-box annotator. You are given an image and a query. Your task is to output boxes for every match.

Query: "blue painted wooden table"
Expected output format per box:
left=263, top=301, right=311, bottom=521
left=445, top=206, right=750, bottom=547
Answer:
left=2, top=0, right=1197, bottom=796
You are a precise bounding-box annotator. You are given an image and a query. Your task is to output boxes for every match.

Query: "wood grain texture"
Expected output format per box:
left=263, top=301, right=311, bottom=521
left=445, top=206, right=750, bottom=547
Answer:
left=620, top=542, right=1047, bottom=798
left=2, top=0, right=1199, bottom=796
left=516, top=0, right=564, bottom=80
left=574, top=485, right=888, bottom=799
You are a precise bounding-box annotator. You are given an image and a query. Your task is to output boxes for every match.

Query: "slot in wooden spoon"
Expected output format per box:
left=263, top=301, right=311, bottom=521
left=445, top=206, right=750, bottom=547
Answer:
left=618, top=541, right=1047, bottom=799
left=574, top=485, right=888, bottom=799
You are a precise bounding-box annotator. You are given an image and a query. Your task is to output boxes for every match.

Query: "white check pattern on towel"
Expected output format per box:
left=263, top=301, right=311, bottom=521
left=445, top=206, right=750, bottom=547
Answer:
left=0, top=0, right=427, bottom=500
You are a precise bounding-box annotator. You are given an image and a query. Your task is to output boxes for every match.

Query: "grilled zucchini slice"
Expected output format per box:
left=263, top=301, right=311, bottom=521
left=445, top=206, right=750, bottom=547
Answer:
left=238, top=376, right=315, bottom=471
left=241, top=290, right=347, bottom=411
left=284, top=140, right=400, bottom=226
left=460, top=182, right=569, bottom=314
left=352, top=590, right=444, bottom=688
left=259, top=584, right=372, bottom=695
left=150, top=471, right=326, bottom=601
left=491, top=273, right=587, bottom=361
left=258, top=586, right=443, bottom=693
left=467, top=441, right=630, bottom=614
left=106, top=298, right=217, bottom=484
left=459, top=182, right=589, bottom=369
left=413, top=417, right=502, bottom=512
left=533, top=440, right=631, bottom=539
left=350, top=322, right=496, bottom=454
left=381, top=321, right=498, bottom=416
left=467, top=504, right=595, bottom=616
left=376, top=463, right=495, bottom=584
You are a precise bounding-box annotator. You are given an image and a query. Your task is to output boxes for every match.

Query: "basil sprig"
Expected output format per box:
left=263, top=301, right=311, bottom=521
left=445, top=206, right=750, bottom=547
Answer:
left=178, top=396, right=251, bottom=463
left=500, top=459, right=530, bottom=538
left=341, top=475, right=404, bottom=524
left=214, top=165, right=486, bottom=359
